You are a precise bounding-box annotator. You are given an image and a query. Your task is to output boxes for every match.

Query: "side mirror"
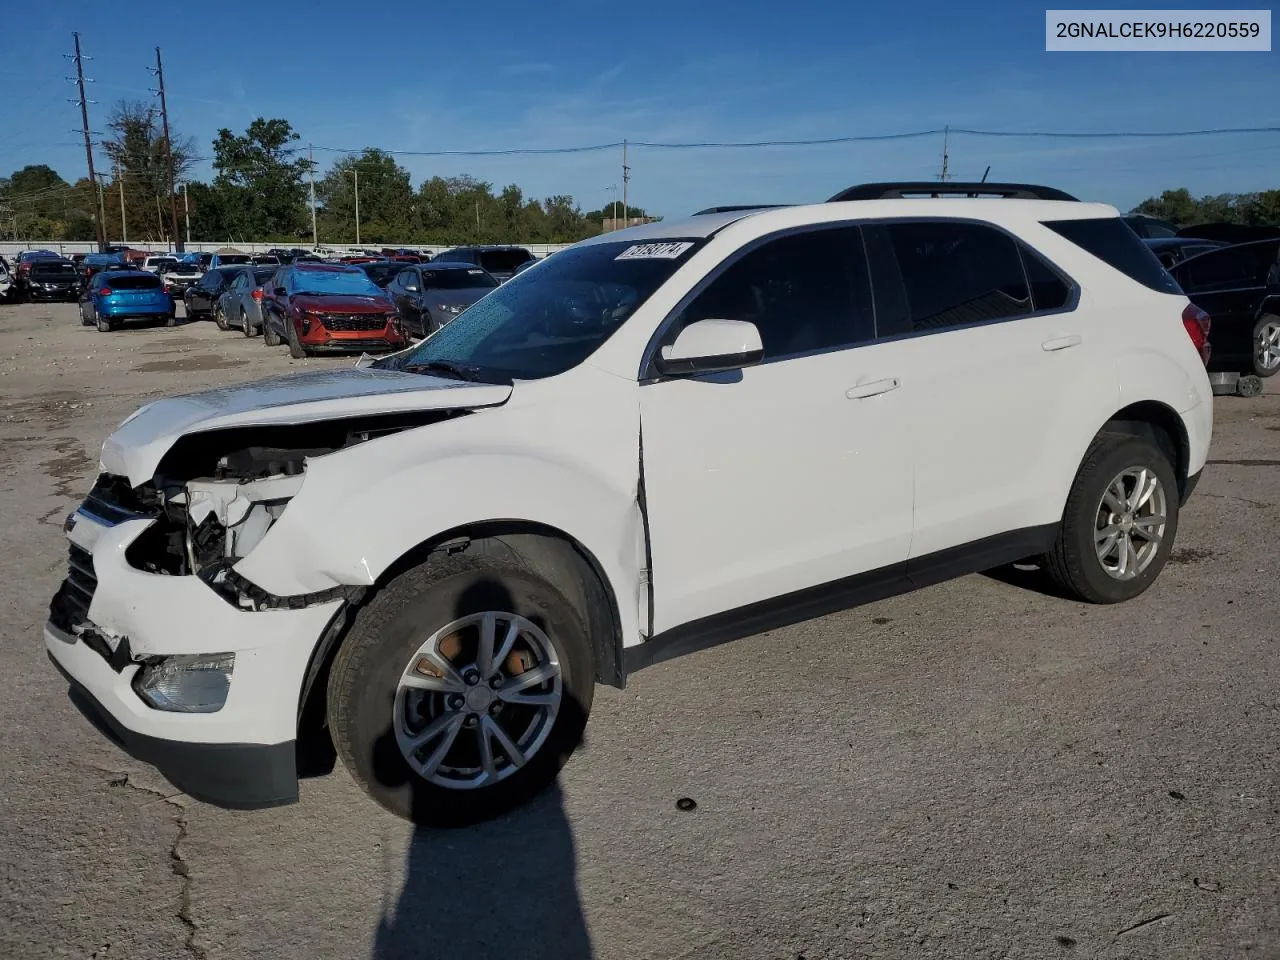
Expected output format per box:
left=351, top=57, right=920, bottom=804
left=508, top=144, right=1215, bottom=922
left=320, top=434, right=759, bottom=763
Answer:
left=656, top=319, right=764, bottom=376
left=274, top=287, right=287, bottom=296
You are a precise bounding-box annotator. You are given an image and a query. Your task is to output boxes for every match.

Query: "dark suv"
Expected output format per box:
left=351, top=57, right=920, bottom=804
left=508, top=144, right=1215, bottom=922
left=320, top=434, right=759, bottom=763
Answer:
left=1172, top=239, right=1280, bottom=378
left=431, top=245, right=534, bottom=281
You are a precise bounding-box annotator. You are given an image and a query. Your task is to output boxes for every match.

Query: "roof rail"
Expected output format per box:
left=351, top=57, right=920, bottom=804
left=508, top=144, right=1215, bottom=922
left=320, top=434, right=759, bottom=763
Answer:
left=828, top=182, right=1078, bottom=202
left=692, top=204, right=791, bottom=215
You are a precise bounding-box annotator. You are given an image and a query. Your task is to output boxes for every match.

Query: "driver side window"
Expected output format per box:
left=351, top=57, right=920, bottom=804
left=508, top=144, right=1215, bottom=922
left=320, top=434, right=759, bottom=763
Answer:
left=672, top=226, right=874, bottom=362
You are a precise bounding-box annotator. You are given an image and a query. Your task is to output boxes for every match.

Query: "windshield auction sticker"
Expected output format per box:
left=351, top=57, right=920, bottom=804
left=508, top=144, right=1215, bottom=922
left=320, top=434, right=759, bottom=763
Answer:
left=1046, top=9, right=1270, bottom=50
left=615, top=242, right=695, bottom=261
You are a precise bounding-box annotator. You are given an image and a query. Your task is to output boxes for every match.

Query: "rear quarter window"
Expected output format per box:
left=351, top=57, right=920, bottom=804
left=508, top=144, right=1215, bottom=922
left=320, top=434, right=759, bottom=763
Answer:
left=1045, top=218, right=1182, bottom=295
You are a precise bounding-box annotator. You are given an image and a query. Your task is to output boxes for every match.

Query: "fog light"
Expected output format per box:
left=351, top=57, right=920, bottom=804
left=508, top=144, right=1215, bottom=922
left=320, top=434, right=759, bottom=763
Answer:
left=133, top=654, right=235, bottom=713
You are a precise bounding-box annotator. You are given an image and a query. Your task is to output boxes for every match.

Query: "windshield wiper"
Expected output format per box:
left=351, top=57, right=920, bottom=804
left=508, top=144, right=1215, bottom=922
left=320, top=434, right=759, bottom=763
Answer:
left=401, top=360, right=486, bottom=382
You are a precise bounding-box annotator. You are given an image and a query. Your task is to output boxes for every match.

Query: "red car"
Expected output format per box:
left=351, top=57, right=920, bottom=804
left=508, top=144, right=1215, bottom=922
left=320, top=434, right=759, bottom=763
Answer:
left=261, top=262, right=406, bottom=358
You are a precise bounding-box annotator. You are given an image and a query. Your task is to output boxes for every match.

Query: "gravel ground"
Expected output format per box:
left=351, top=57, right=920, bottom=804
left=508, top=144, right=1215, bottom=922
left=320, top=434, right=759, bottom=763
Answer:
left=0, top=300, right=1276, bottom=960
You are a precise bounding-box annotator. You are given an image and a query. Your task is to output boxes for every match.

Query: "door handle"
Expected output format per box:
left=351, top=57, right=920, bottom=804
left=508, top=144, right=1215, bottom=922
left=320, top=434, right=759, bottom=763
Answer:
left=846, top=377, right=901, bottom=400
left=1042, top=334, right=1082, bottom=352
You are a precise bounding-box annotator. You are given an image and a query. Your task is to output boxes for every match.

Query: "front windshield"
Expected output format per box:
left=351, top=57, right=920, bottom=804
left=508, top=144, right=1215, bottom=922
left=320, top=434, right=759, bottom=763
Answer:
left=289, top=269, right=384, bottom=297
left=423, top=268, right=498, bottom=290
left=377, top=238, right=702, bottom=381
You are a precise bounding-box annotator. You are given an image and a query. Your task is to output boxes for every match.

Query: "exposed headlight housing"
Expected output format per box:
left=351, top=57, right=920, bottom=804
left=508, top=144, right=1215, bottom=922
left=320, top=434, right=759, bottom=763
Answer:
left=133, top=653, right=235, bottom=712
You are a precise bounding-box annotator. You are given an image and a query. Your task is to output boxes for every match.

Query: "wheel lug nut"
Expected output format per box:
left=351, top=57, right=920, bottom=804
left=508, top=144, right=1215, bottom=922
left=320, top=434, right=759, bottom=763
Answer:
left=464, top=671, right=480, bottom=686
left=489, top=675, right=503, bottom=689
left=448, top=694, right=464, bottom=710
left=489, top=702, right=501, bottom=715
left=464, top=713, right=478, bottom=727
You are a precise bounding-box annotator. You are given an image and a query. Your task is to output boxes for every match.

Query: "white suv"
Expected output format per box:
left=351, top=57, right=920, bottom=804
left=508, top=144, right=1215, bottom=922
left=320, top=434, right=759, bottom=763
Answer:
left=47, top=183, right=1213, bottom=824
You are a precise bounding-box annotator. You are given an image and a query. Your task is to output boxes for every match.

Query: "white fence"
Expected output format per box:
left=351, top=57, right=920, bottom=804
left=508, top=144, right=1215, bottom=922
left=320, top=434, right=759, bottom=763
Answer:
left=0, top=240, right=573, bottom=258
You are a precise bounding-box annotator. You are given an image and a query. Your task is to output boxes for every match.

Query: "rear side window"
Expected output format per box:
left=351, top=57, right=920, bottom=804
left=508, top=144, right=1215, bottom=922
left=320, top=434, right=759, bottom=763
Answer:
left=865, top=221, right=1032, bottom=337
left=1173, top=242, right=1278, bottom=294
left=1045, top=218, right=1181, bottom=294
left=1020, top=248, right=1071, bottom=311
left=673, top=225, right=874, bottom=361
left=108, top=275, right=162, bottom=290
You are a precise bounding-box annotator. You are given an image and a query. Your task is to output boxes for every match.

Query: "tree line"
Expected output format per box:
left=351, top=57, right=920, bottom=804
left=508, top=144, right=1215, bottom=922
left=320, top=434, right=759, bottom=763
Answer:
left=6, top=103, right=1278, bottom=245
left=0, top=103, right=649, bottom=246
left=1133, top=187, right=1280, bottom=228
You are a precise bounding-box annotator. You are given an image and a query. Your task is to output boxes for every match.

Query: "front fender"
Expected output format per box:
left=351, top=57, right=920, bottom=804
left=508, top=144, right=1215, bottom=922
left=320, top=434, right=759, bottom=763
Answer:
left=233, top=369, right=646, bottom=646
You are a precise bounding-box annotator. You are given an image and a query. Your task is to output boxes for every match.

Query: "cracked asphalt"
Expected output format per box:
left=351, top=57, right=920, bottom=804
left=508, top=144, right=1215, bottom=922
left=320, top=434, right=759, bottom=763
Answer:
left=1, top=301, right=1277, bottom=960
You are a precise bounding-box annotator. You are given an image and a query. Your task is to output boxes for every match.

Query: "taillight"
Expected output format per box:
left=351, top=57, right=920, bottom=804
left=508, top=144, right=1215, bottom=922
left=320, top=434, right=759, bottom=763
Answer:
left=99, top=287, right=113, bottom=296
left=1182, top=303, right=1211, bottom=365
left=251, top=288, right=263, bottom=300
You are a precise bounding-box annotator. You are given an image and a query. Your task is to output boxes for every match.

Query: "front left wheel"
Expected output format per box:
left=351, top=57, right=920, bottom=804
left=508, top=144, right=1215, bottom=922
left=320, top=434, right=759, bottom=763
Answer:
left=327, top=554, right=594, bottom=827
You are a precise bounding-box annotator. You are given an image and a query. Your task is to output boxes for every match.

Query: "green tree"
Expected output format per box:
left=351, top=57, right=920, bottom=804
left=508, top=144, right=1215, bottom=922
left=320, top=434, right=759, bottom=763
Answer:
left=1134, top=187, right=1280, bottom=228
left=212, top=118, right=310, bottom=239
left=101, top=100, right=195, bottom=243
left=316, top=149, right=413, bottom=243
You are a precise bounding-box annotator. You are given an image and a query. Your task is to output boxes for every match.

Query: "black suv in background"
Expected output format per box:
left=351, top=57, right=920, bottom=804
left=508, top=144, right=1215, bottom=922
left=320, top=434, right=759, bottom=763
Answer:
left=431, top=245, right=534, bottom=281
left=1172, top=239, right=1280, bottom=379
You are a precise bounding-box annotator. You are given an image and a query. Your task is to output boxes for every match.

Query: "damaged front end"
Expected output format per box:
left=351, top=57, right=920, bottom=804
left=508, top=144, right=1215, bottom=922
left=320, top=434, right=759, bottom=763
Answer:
left=50, top=410, right=463, bottom=641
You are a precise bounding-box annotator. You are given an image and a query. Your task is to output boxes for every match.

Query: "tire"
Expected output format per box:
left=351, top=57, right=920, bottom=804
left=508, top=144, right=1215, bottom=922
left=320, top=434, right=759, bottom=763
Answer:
left=286, top=319, right=306, bottom=359
left=327, top=554, right=594, bottom=827
left=95, top=310, right=113, bottom=333
left=241, top=311, right=257, bottom=337
left=263, top=317, right=282, bottom=347
left=1252, top=314, right=1280, bottom=378
left=213, top=302, right=229, bottom=331
left=80, top=306, right=92, bottom=326
left=1043, top=432, right=1179, bottom=604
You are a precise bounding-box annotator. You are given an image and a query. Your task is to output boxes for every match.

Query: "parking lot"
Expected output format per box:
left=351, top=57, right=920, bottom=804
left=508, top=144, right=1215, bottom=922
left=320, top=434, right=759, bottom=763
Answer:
left=1, top=299, right=1277, bottom=959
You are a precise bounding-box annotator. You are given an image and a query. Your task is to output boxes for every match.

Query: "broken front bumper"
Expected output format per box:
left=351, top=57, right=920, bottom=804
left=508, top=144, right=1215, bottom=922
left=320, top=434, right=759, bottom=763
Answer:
left=46, top=512, right=341, bottom=808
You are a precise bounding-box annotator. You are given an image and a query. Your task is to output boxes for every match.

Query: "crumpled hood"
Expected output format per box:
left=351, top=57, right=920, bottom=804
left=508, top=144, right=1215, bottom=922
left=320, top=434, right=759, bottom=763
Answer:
left=293, top=293, right=391, bottom=314
left=101, top=366, right=512, bottom=484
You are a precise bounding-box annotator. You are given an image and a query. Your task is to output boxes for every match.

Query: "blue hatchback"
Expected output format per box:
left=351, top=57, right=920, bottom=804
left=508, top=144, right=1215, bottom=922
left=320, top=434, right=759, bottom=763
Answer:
left=78, top=270, right=175, bottom=332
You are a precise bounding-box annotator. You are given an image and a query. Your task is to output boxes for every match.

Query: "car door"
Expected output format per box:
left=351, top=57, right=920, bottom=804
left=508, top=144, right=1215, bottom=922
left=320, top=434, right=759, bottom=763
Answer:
left=224, top=271, right=249, bottom=325
left=78, top=274, right=101, bottom=321
left=861, top=218, right=1105, bottom=561
left=1173, top=242, right=1275, bottom=371
left=639, top=224, right=915, bottom=634
left=187, top=272, right=215, bottom=314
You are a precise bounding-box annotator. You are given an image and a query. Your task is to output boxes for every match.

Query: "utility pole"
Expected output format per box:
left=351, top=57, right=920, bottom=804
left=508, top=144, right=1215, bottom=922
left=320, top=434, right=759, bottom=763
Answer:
left=475, top=199, right=480, bottom=233
left=182, top=182, right=190, bottom=245
left=68, top=33, right=106, bottom=251
left=938, top=125, right=951, bottom=182
left=151, top=47, right=181, bottom=251
left=622, top=139, right=630, bottom=228
left=350, top=168, right=360, bottom=246
left=116, top=162, right=127, bottom=243
left=308, top=143, right=317, bottom=249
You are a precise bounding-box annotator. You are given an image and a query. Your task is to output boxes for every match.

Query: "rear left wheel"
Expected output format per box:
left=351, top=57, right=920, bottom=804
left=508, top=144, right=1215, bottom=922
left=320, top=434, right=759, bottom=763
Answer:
left=213, top=302, right=229, bottom=331
left=241, top=310, right=257, bottom=337
left=327, top=555, right=593, bottom=826
left=1043, top=432, right=1179, bottom=604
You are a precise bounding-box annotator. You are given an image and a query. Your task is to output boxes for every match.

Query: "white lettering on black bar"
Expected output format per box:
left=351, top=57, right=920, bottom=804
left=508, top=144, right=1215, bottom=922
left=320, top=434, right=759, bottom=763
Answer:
left=615, top=242, right=695, bottom=261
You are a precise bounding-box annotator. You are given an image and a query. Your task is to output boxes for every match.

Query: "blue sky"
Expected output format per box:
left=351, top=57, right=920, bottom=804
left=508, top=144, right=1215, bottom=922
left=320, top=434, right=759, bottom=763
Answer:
left=1, top=0, right=1276, bottom=218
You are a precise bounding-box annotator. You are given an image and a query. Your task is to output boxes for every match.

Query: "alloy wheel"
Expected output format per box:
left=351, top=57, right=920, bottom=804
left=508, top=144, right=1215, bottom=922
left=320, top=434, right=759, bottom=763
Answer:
left=1094, top=467, right=1167, bottom=580
left=1257, top=320, right=1280, bottom=372
left=393, top=611, right=562, bottom=790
